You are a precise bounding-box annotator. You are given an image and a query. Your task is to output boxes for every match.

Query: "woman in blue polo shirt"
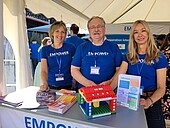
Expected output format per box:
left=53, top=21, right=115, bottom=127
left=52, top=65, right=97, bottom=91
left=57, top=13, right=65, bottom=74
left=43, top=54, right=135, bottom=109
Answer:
left=40, top=21, right=75, bottom=92
left=111, top=20, right=168, bottom=128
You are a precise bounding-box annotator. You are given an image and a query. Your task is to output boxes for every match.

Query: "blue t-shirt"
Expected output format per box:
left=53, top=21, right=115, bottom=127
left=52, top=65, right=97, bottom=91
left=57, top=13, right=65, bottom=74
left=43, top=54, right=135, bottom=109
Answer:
left=71, top=40, right=122, bottom=88
left=124, top=52, right=168, bottom=91
left=29, top=44, right=40, bottom=59
left=41, top=43, right=76, bottom=86
left=65, top=36, right=85, bottom=49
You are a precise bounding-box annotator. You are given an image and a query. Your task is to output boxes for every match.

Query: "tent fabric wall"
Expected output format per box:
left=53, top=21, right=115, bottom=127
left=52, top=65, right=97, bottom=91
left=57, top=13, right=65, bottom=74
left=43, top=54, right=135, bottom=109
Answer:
left=3, top=0, right=33, bottom=91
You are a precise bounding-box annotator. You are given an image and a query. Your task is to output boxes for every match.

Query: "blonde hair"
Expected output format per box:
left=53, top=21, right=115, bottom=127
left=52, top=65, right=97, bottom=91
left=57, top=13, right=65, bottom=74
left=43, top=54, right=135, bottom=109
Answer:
left=127, top=20, right=159, bottom=65
left=42, top=37, right=51, bottom=46
left=48, top=21, right=67, bottom=39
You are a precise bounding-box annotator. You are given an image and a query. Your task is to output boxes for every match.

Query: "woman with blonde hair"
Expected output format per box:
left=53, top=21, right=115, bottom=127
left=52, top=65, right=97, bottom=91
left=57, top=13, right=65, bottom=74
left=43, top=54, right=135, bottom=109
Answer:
left=40, top=21, right=76, bottom=92
left=111, top=20, right=168, bottom=128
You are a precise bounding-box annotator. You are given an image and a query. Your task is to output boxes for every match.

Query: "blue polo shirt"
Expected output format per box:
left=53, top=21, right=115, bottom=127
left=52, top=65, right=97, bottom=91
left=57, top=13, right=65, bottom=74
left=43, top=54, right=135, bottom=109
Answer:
left=124, top=52, right=168, bottom=91
left=29, top=43, right=40, bottom=59
left=71, top=40, right=122, bottom=88
left=41, top=43, right=75, bottom=86
left=65, top=36, right=85, bottom=49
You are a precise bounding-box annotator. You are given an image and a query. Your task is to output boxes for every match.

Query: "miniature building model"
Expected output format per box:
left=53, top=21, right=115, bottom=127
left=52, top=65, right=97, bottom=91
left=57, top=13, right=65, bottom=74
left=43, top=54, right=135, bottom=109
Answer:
left=78, top=84, right=116, bottom=119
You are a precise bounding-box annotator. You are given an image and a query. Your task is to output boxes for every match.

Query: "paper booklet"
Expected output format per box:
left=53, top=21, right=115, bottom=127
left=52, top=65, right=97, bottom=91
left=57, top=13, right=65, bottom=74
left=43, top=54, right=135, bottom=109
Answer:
left=48, top=94, right=77, bottom=114
left=117, top=74, right=141, bottom=111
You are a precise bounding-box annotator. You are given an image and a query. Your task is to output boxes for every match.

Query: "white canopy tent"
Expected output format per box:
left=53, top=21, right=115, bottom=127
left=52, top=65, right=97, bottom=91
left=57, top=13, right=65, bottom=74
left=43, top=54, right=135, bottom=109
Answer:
left=25, top=0, right=170, bottom=30
left=1, top=0, right=170, bottom=96
left=113, top=0, right=170, bottom=24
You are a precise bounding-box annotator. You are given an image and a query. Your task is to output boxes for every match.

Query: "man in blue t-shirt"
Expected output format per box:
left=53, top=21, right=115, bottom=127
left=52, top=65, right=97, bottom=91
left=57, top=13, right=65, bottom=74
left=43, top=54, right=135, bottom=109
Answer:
left=71, top=16, right=122, bottom=89
left=29, top=40, right=40, bottom=77
left=65, top=24, right=85, bottom=49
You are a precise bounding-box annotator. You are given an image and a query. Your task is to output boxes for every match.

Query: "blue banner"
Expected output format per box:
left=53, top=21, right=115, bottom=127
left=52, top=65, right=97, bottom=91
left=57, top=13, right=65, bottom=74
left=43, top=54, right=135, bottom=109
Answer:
left=106, top=34, right=129, bottom=55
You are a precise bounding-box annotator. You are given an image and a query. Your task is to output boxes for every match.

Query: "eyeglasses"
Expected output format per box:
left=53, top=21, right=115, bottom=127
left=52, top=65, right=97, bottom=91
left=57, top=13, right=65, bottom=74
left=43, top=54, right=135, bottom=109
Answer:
left=89, top=25, right=104, bottom=30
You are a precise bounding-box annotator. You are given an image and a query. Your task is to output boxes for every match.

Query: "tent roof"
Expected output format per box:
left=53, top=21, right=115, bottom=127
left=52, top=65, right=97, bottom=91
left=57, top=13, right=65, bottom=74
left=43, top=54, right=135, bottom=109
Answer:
left=25, top=0, right=170, bottom=30
left=114, top=0, right=170, bottom=24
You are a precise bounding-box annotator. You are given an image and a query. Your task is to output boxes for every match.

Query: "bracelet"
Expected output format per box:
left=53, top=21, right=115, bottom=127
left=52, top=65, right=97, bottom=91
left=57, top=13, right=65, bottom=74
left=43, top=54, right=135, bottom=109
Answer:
left=148, top=97, right=154, bottom=107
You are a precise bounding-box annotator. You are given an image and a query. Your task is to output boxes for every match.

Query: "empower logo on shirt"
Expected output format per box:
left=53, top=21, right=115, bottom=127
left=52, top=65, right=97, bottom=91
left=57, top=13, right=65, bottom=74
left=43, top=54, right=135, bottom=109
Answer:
left=49, top=51, right=69, bottom=56
left=87, top=52, right=109, bottom=56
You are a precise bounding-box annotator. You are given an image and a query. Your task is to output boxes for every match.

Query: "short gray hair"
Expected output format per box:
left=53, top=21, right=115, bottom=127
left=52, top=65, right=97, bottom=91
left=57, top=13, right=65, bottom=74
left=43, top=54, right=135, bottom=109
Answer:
left=87, top=16, right=105, bottom=29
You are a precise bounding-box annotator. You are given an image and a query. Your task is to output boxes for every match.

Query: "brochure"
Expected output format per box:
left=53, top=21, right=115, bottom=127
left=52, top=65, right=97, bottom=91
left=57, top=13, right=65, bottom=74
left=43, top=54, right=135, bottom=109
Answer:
left=117, top=74, right=141, bottom=111
left=36, top=90, right=56, bottom=106
left=48, top=94, right=77, bottom=114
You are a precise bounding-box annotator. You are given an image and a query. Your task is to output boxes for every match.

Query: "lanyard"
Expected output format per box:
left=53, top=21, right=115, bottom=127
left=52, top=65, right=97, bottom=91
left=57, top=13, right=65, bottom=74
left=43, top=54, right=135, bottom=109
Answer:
left=56, top=56, right=61, bottom=74
left=94, top=55, right=98, bottom=67
left=137, top=62, right=144, bottom=75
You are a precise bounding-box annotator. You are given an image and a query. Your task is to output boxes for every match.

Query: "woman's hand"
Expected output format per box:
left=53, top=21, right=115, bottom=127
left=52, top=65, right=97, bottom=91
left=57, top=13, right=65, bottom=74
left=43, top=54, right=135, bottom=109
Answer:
left=140, top=98, right=153, bottom=109
left=40, top=84, right=50, bottom=92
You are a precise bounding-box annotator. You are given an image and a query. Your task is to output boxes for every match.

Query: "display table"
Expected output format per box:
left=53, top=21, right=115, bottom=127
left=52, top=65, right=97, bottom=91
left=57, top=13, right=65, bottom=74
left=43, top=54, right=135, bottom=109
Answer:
left=0, top=86, right=148, bottom=128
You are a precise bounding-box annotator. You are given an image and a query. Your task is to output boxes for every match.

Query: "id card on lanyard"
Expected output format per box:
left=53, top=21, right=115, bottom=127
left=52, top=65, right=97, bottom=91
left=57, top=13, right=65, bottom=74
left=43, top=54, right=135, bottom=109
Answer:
left=55, top=56, right=64, bottom=81
left=90, top=56, right=100, bottom=75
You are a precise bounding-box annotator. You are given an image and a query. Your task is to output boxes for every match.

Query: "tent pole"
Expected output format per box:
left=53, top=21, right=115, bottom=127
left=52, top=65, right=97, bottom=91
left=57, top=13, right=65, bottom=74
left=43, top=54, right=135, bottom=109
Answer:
left=0, top=0, right=6, bottom=96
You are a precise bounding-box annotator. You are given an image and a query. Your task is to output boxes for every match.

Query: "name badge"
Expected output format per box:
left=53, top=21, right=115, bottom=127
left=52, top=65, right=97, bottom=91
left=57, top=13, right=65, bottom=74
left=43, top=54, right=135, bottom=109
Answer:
left=90, top=66, right=100, bottom=75
left=55, top=73, right=64, bottom=81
